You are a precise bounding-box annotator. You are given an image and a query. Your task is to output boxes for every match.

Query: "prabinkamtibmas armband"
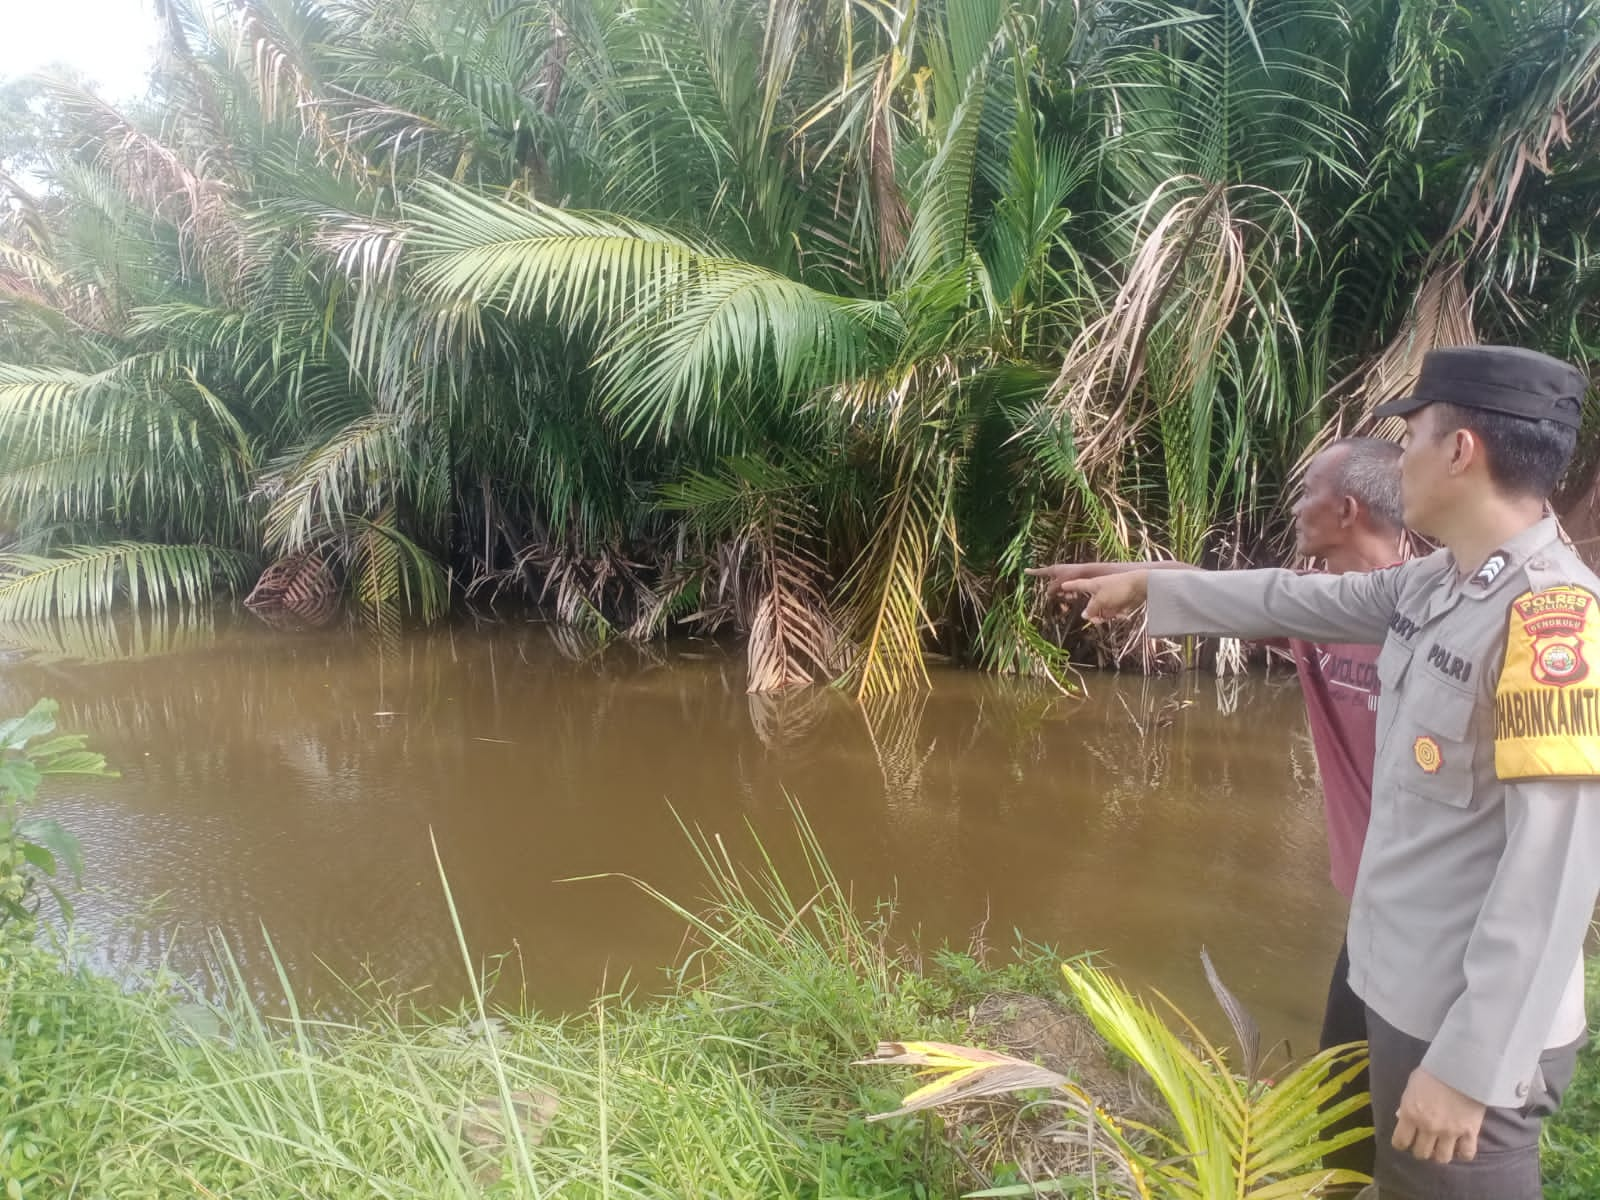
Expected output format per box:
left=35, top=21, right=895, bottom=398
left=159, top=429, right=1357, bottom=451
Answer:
left=1495, top=586, right=1600, bottom=779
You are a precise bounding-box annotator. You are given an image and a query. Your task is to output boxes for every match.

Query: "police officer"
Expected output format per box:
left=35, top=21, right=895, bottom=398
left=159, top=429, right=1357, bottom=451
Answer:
left=1041, top=346, right=1599, bottom=1200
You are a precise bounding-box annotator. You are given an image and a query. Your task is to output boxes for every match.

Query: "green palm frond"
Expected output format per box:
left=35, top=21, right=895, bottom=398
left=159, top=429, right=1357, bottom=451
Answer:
left=863, top=959, right=1372, bottom=1199
left=841, top=445, right=958, bottom=701
left=404, top=183, right=705, bottom=322
left=897, top=0, right=1011, bottom=286
left=1068, top=960, right=1371, bottom=1199
left=264, top=412, right=409, bottom=550
left=599, top=263, right=895, bottom=443
left=405, top=184, right=899, bottom=442
left=0, top=364, right=105, bottom=437
left=350, top=509, right=446, bottom=641
left=0, top=361, right=258, bottom=544
left=0, top=612, right=219, bottom=664
left=973, top=513, right=1077, bottom=690
left=0, top=542, right=251, bottom=622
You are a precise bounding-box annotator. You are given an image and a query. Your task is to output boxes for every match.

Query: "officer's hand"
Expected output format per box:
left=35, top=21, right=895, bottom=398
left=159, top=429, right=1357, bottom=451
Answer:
left=1391, top=1067, right=1487, bottom=1165
left=1026, top=563, right=1137, bottom=614
left=1024, top=568, right=1150, bottom=623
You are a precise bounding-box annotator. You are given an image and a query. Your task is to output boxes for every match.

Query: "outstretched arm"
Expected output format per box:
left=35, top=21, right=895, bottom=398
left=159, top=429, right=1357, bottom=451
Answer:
left=1028, top=562, right=1404, bottom=645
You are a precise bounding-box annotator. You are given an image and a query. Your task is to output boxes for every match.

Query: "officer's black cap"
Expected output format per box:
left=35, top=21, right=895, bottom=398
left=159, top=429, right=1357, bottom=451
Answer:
left=1373, top=346, right=1589, bottom=430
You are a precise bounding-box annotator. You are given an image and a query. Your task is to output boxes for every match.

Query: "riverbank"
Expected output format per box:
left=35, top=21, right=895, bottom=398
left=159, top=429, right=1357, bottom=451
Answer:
left=4, top=852, right=1597, bottom=1198
left=0, top=835, right=1094, bottom=1199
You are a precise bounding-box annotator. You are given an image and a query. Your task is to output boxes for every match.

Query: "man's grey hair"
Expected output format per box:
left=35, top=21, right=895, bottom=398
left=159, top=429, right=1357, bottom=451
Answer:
left=1325, top=436, right=1403, bottom=531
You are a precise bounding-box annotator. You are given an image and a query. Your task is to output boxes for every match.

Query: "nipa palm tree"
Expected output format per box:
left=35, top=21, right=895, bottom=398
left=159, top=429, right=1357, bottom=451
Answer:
left=0, top=0, right=1593, bottom=692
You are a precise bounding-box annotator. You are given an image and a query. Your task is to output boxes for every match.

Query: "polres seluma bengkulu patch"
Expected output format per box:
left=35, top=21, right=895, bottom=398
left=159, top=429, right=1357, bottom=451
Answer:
left=1495, top=585, right=1600, bottom=779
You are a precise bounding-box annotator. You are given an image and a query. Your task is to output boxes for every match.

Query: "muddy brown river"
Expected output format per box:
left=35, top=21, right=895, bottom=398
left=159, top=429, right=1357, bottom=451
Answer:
left=1, top=618, right=1348, bottom=1051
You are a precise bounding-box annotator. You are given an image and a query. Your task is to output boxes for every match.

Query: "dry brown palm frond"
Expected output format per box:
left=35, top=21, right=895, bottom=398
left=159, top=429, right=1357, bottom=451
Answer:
left=322, top=89, right=468, bottom=183
left=546, top=620, right=607, bottom=662
left=863, top=1040, right=1072, bottom=1111
left=745, top=501, right=846, bottom=693
left=536, top=550, right=615, bottom=638
left=1213, top=636, right=1245, bottom=678
left=244, top=551, right=340, bottom=629
left=0, top=171, right=53, bottom=255
left=746, top=684, right=836, bottom=750
left=1449, top=36, right=1600, bottom=250
left=234, top=0, right=365, bottom=179
left=747, top=570, right=843, bottom=692
left=43, top=81, right=243, bottom=289
left=537, top=17, right=570, bottom=119
left=625, top=560, right=704, bottom=643
left=867, top=76, right=909, bottom=270
left=954, top=990, right=1167, bottom=1180
left=0, top=243, right=63, bottom=290
left=830, top=355, right=966, bottom=439
left=701, top=539, right=752, bottom=630
left=1297, top=262, right=1477, bottom=481
left=510, top=543, right=673, bottom=643
left=0, top=226, right=118, bottom=336
left=153, top=0, right=235, bottom=170
left=1047, top=179, right=1248, bottom=477
left=0, top=177, right=104, bottom=329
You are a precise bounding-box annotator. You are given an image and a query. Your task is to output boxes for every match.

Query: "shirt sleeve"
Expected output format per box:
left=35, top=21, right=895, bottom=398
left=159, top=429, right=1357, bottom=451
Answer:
left=1420, top=777, right=1600, bottom=1106
left=1145, top=566, right=1402, bottom=645
left=1422, top=583, right=1600, bottom=1105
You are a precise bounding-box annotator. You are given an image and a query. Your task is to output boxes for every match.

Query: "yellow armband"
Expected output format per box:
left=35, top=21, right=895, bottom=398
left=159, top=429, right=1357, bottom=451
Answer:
left=1495, top=586, right=1600, bottom=779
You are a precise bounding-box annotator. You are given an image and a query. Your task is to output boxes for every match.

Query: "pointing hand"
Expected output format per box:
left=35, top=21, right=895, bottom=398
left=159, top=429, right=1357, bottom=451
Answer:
left=1025, top=565, right=1151, bottom=622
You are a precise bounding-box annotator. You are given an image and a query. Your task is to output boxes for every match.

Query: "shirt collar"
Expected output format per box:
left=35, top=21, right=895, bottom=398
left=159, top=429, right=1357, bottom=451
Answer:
left=1447, top=516, right=1564, bottom=601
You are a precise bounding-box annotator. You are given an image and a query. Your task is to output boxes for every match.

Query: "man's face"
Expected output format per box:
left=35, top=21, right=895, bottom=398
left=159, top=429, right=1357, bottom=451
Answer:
left=1292, top=448, right=1350, bottom=560
left=1399, top=405, right=1454, bottom=536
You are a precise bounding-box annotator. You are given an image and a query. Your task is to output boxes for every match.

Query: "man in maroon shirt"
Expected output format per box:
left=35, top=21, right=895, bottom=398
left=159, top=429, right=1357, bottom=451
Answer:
left=1032, top=436, right=1406, bottom=1177
left=1282, top=438, right=1407, bottom=1180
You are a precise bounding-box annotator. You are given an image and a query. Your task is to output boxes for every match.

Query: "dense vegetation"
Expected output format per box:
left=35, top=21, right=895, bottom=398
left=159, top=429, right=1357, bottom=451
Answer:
left=0, top=0, right=1597, bottom=693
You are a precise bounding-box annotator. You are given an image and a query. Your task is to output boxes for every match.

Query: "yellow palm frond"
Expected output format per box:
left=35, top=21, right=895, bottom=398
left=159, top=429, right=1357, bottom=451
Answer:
left=861, top=961, right=1372, bottom=1199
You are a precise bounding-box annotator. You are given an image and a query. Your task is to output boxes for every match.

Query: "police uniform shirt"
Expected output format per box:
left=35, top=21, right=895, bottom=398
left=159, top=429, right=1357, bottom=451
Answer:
left=1145, top=515, right=1600, bottom=1108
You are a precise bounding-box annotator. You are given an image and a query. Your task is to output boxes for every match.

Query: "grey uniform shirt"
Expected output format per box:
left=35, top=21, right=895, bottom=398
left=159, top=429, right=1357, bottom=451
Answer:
left=1146, top=516, right=1600, bottom=1108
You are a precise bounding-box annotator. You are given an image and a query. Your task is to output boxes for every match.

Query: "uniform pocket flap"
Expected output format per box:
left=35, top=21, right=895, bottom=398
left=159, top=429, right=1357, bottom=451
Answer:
left=1418, top=682, right=1477, bottom=741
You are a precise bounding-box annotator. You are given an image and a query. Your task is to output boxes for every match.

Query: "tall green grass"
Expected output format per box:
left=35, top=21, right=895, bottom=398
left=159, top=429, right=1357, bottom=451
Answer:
left=1543, top=956, right=1600, bottom=1200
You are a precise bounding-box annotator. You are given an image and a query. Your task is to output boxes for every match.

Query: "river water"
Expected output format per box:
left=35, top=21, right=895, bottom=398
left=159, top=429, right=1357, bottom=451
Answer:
left=1, top=618, right=1348, bottom=1051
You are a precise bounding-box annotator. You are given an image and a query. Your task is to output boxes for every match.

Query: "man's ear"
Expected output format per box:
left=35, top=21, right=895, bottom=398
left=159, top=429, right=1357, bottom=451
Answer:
left=1340, top=495, right=1359, bottom=528
left=1449, top=428, right=1478, bottom=476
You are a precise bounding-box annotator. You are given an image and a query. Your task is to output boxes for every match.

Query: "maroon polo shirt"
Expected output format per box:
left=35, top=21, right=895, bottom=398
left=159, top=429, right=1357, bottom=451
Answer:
left=1288, top=638, right=1380, bottom=899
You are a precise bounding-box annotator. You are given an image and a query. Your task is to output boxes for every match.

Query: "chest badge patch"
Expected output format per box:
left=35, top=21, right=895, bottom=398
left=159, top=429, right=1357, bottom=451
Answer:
left=1513, top=587, right=1593, bottom=687
left=1414, top=735, right=1443, bottom=774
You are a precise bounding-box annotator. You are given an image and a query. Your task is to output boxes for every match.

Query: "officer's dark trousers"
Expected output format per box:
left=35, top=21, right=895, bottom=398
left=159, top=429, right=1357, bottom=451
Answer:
left=1320, top=939, right=1375, bottom=1180
left=1365, top=1007, right=1585, bottom=1200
